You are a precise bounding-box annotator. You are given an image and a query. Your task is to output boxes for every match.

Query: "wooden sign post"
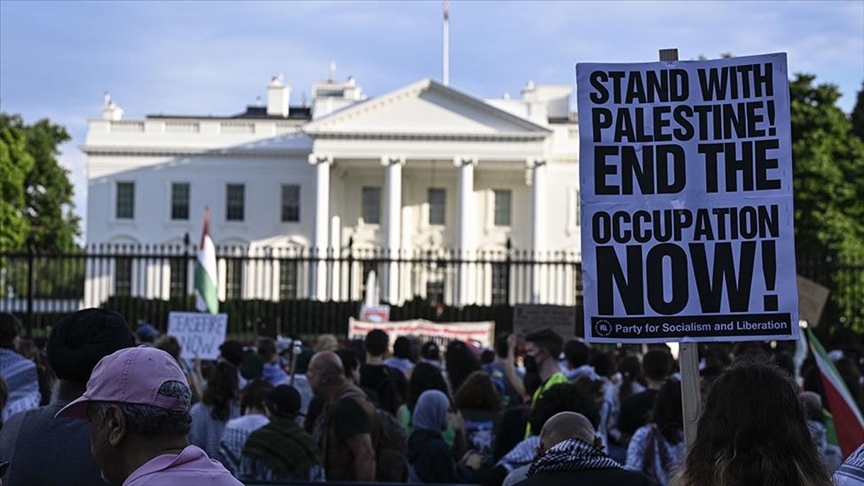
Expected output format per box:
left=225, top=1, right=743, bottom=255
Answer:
left=659, top=47, right=701, bottom=451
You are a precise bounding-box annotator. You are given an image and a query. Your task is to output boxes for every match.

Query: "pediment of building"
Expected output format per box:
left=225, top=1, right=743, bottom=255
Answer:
left=304, top=79, right=551, bottom=140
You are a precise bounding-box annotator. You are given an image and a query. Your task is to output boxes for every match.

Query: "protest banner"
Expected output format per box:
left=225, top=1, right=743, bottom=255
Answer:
left=576, top=52, right=798, bottom=343
left=513, top=304, right=577, bottom=339
left=348, top=318, right=495, bottom=350
left=167, top=312, right=228, bottom=360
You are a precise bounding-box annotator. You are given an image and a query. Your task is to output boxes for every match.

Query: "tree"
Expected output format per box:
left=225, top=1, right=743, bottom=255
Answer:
left=0, top=117, right=33, bottom=251
left=790, top=74, right=864, bottom=333
left=0, top=113, right=81, bottom=252
left=851, top=81, right=864, bottom=142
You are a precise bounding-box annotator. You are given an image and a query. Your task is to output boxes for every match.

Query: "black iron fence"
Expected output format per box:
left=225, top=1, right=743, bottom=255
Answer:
left=2, top=241, right=861, bottom=341
left=0, top=239, right=581, bottom=338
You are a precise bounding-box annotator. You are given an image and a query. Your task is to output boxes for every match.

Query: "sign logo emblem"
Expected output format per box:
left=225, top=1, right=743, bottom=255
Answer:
left=595, top=320, right=612, bottom=337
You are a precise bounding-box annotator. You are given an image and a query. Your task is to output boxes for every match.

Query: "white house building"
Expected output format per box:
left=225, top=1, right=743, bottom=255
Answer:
left=82, top=75, right=582, bottom=308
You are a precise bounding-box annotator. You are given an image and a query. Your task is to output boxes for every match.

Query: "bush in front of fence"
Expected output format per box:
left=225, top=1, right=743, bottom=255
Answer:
left=92, top=296, right=515, bottom=341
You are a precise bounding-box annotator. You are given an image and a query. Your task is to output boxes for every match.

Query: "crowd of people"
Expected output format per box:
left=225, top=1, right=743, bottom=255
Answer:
left=0, top=309, right=862, bottom=485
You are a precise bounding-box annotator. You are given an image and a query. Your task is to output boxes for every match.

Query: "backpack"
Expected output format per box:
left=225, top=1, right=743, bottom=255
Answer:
left=373, top=407, right=408, bottom=482
left=376, top=365, right=407, bottom=416
left=343, top=388, right=408, bottom=482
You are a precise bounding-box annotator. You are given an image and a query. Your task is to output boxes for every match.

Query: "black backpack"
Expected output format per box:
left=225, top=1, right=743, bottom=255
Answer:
left=372, top=407, right=408, bottom=482
left=342, top=388, right=408, bottom=482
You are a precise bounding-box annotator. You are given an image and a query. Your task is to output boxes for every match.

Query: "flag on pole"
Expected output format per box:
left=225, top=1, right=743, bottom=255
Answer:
left=195, top=207, right=219, bottom=314
left=808, top=328, right=864, bottom=456
left=443, top=0, right=449, bottom=20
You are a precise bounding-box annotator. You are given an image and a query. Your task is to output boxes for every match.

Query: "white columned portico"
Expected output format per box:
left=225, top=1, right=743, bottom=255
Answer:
left=527, top=157, right=547, bottom=303
left=382, top=155, right=405, bottom=304
left=454, top=156, right=478, bottom=305
left=309, top=153, right=333, bottom=300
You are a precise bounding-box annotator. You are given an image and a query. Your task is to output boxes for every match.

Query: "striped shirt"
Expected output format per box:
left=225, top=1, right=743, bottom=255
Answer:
left=216, top=414, right=269, bottom=475
left=0, top=348, right=40, bottom=422
left=189, top=402, right=240, bottom=458
left=834, top=442, right=864, bottom=486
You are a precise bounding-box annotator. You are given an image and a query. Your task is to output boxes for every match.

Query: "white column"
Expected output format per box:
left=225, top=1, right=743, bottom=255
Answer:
left=308, top=154, right=332, bottom=300
left=330, top=215, right=342, bottom=300
left=454, top=156, right=478, bottom=305
left=382, top=155, right=405, bottom=304
left=527, top=157, right=547, bottom=303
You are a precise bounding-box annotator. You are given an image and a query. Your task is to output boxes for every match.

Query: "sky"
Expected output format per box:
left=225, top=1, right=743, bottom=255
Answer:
left=1, top=0, right=862, bottom=241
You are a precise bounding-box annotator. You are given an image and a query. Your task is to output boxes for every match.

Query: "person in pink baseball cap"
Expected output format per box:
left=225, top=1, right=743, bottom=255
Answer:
left=56, top=346, right=242, bottom=486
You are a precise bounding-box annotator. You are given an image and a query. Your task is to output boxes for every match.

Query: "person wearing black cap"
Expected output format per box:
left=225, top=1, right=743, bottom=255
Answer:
left=238, top=385, right=324, bottom=482
left=0, top=308, right=136, bottom=486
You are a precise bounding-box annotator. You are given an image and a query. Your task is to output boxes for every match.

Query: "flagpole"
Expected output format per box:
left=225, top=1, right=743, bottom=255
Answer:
left=443, top=0, right=450, bottom=86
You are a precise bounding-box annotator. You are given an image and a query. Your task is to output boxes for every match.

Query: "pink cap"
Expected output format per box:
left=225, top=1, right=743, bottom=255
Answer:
left=56, top=346, right=190, bottom=419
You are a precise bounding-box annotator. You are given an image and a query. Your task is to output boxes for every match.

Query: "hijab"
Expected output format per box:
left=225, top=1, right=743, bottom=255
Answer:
left=413, top=390, right=449, bottom=432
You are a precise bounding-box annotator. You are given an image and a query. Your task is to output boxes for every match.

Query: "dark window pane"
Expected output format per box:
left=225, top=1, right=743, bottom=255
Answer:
left=281, top=185, right=301, bottom=222
left=226, top=184, right=245, bottom=221
left=426, top=280, right=444, bottom=306
left=491, top=264, right=508, bottom=305
left=169, top=258, right=186, bottom=299
left=116, top=182, right=135, bottom=219
left=171, top=183, right=190, bottom=220
left=494, top=190, right=511, bottom=226
left=225, top=259, right=243, bottom=299
left=362, top=187, right=381, bottom=224
left=428, top=188, right=446, bottom=225
left=115, top=257, right=132, bottom=296
left=279, top=260, right=298, bottom=299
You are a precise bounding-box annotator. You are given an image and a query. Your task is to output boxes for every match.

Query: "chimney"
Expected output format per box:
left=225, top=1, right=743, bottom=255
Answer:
left=102, top=92, right=124, bottom=120
left=267, top=74, right=291, bottom=117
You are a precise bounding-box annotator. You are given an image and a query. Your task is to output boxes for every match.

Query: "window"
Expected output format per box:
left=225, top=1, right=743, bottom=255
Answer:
left=225, top=259, right=243, bottom=299
left=169, top=258, right=186, bottom=299
left=491, top=264, right=508, bottom=305
left=428, top=188, right=446, bottom=225
left=362, top=186, right=381, bottom=224
left=494, top=190, right=512, bottom=226
left=281, top=185, right=301, bottom=222
left=115, top=258, right=132, bottom=296
left=171, top=183, right=190, bottom=220
left=226, top=184, right=245, bottom=221
left=426, top=280, right=444, bottom=306
left=116, top=182, right=135, bottom=219
left=279, top=260, right=298, bottom=300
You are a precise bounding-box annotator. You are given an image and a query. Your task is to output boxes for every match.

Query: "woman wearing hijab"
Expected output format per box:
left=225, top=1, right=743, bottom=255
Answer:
left=407, top=390, right=483, bottom=483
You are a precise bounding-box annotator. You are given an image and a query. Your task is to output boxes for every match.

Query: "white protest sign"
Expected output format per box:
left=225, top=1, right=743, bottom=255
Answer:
left=360, top=305, right=391, bottom=323
left=167, top=312, right=228, bottom=360
left=348, top=318, right=495, bottom=349
left=576, top=53, right=798, bottom=343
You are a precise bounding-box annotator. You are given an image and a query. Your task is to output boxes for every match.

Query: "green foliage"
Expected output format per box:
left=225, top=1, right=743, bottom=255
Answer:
left=791, top=74, right=864, bottom=332
left=0, top=117, right=33, bottom=251
left=851, top=81, right=864, bottom=142
left=0, top=113, right=80, bottom=252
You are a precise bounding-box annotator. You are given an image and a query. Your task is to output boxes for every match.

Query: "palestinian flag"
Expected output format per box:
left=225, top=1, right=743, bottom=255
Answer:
left=195, top=208, right=218, bottom=314
left=808, top=328, right=864, bottom=456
